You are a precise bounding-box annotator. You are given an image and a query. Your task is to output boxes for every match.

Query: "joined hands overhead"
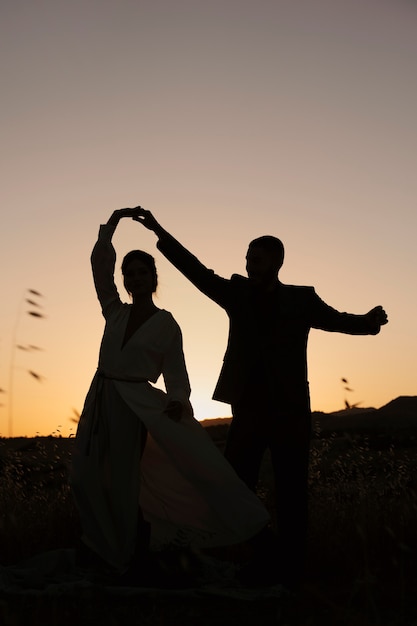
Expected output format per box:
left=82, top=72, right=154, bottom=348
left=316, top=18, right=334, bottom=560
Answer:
left=107, top=206, right=145, bottom=226
left=107, top=206, right=162, bottom=234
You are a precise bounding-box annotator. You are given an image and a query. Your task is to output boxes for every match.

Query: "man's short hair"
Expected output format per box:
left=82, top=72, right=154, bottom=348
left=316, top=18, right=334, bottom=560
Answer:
left=248, top=236, right=285, bottom=268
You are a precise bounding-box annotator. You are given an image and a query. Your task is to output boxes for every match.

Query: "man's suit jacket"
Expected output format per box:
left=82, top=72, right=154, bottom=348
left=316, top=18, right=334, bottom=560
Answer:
left=157, top=233, right=379, bottom=416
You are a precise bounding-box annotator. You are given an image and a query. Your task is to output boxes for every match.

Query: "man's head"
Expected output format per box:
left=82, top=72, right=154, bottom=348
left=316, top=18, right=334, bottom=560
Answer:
left=246, top=236, right=284, bottom=289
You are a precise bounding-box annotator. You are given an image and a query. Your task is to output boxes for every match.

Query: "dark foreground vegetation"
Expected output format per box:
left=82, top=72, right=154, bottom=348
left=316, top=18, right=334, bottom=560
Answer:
left=0, top=408, right=417, bottom=625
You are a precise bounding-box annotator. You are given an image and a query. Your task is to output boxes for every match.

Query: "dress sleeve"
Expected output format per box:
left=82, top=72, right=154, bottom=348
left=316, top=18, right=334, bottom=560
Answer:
left=90, top=223, right=122, bottom=318
left=309, top=288, right=379, bottom=335
left=161, top=321, right=193, bottom=417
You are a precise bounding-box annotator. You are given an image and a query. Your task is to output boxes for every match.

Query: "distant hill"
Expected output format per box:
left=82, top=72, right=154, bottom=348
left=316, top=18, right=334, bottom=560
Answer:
left=201, top=396, right=417, bottom=439
left=313, top=396, right=417, bottom=434
left=373, top=396, right=417, bottom=419
left=200, top=417, right=232, bottom=428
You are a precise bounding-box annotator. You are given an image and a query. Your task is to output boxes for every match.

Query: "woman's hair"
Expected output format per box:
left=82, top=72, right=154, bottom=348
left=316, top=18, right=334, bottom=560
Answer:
left=121, top=250, right=158, bottom=292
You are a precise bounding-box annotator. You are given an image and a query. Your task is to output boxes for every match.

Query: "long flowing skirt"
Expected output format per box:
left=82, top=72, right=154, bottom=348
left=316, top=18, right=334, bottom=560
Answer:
left=70, top=375, right=270, bottom=573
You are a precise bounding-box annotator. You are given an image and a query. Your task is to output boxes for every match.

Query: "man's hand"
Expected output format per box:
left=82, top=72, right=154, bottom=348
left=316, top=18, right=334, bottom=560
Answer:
left=365, top=305, right=388, bottom=334
left=131, top=207, right=163, bottom=234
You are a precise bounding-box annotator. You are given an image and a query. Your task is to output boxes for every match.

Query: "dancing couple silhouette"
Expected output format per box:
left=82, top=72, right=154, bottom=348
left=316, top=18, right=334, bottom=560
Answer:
left=70, top=206, right=388, bottom=592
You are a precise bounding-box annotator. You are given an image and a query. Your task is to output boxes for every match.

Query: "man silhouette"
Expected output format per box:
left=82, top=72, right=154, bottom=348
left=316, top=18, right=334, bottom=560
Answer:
left=134, top=208, right=388, bottom=589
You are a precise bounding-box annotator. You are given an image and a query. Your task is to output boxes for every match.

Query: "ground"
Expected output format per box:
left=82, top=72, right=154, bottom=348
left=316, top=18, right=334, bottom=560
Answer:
left=1, top=406, right=417, bottom=625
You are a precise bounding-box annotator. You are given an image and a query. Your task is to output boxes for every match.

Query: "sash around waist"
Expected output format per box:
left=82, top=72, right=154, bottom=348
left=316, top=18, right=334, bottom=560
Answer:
left=97, top=369, right=149, bottom=383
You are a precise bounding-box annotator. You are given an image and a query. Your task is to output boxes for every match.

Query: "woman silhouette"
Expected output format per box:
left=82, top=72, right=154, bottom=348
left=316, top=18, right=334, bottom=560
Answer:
left=70, top=208, right=270, bottom=582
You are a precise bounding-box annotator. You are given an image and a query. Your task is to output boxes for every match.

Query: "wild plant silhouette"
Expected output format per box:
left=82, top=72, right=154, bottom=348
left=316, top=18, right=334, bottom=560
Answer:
left=6, top=289, right=47, bottom=436
left=341, top=377, right=362, bottom=410
left=68, top=408, right=80, bottom=426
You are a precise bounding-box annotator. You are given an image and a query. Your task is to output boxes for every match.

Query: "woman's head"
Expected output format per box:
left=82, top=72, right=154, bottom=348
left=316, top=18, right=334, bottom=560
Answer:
left=121, top=250, right=158, bottom=296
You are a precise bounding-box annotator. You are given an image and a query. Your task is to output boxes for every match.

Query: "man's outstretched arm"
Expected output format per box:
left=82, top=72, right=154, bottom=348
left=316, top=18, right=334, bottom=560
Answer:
left=310, top=288, right=389, bottom=335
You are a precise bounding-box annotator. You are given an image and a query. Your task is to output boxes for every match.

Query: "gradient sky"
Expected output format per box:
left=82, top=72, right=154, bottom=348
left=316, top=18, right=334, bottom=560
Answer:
left=1, top=0, right=416, bottom=437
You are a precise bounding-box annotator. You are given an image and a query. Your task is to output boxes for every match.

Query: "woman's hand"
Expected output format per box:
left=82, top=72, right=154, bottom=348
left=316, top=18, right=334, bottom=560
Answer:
left=107, top=207, right=145, bottom=227
left=164, top=400, right=183, bottom=422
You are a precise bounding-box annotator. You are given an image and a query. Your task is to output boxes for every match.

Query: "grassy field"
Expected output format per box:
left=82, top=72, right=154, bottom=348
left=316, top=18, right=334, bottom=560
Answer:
left=0, top=418, right=416, bottom=625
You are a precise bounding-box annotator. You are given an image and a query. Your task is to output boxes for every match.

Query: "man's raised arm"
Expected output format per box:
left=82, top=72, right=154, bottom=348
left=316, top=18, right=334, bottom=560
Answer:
left=132, top=207, right=230, bottom=306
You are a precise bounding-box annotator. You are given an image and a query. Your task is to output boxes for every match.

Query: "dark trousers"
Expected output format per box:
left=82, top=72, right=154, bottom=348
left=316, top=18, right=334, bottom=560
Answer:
left=225, top=384, right=311, bottom=585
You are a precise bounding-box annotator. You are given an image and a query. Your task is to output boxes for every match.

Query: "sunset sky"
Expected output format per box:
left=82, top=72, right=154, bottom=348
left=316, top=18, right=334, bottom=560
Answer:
left=1, top=0, right=416, bottom=437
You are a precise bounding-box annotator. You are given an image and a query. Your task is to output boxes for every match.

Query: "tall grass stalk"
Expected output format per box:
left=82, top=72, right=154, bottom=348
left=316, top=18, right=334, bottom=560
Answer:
left=7, top=289, right=45, bottom=437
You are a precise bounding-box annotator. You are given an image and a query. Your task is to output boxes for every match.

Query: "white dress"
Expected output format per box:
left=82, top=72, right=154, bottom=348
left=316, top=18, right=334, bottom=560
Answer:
left=70, top=224, right=269, bottom=574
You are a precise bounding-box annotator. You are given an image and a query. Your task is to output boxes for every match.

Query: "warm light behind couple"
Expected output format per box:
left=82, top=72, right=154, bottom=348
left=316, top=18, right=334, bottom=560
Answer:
left=70, top=206, right=388, bottom=591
